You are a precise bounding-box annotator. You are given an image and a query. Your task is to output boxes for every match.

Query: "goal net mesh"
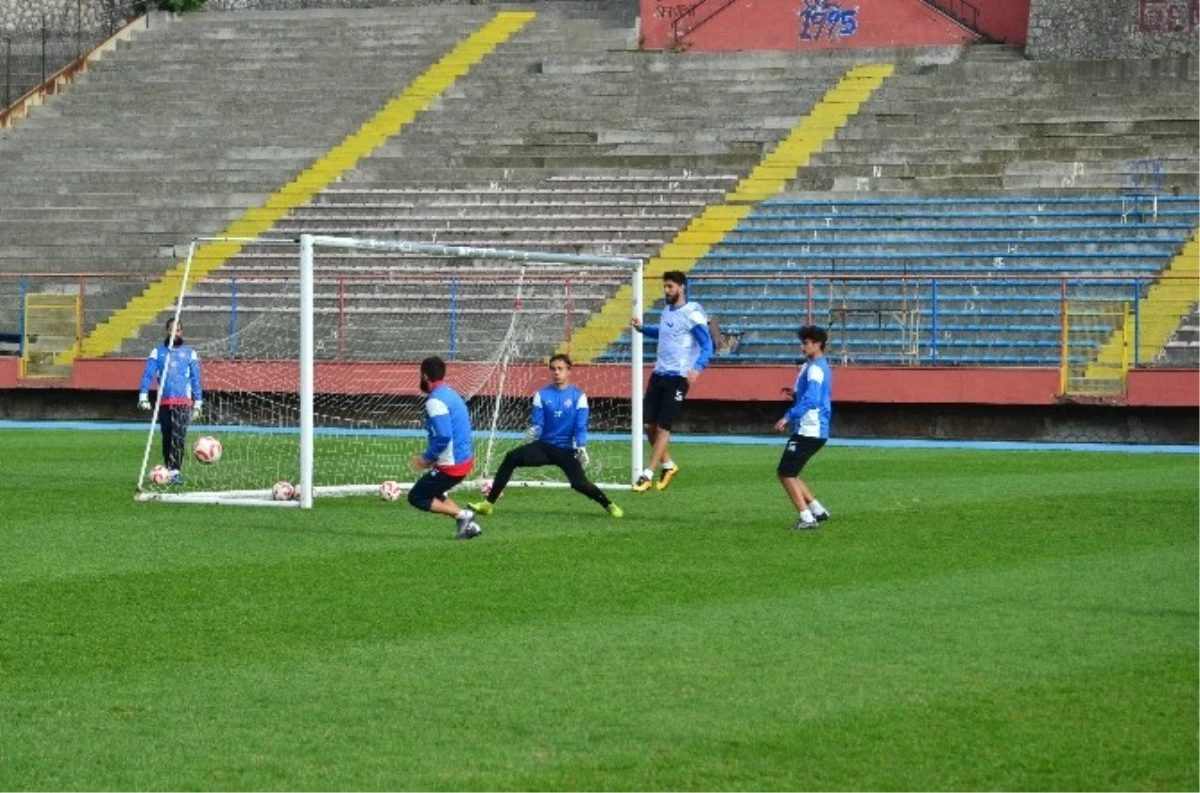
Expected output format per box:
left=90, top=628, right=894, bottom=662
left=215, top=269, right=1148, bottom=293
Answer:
left=136, top=237, right=637, bottom=502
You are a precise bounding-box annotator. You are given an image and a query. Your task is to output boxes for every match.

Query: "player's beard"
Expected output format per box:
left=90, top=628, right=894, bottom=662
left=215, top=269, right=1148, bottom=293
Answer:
left=167, top=334, right=184, bottom=346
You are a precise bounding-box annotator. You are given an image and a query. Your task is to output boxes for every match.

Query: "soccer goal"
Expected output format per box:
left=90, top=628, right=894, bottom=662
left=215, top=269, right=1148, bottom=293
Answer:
left=135, top=234, right=644, bottom=508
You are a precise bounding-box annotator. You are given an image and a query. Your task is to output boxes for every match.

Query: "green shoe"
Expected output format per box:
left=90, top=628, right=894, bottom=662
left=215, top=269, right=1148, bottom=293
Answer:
left=469, top=500, right=494, bottom=516
left=606, top=503, right=624, bottom=518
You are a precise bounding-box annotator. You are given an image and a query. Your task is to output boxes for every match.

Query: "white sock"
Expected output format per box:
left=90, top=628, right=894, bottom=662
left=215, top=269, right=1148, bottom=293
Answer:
left=662, top=461, right=676, bottom=471
left=809, top=500, right=827, bottom=516
left=456, top=509, right=469, bottom=519
left=641, top=468, right=654, bottom=480
left=800, top=509, right=815, bottom=523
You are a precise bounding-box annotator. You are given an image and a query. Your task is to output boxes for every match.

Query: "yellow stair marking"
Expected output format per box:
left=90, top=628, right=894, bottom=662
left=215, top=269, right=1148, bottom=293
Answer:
left=71, top=11, right=536, bottom=361
left=565, top=63, right=894, bottom=362
left=1084, top=229, right=1200, bottom=379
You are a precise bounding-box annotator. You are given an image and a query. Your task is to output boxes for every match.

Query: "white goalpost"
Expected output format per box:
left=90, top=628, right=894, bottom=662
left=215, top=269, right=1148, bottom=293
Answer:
left=135, top=234, right=645, bottom=508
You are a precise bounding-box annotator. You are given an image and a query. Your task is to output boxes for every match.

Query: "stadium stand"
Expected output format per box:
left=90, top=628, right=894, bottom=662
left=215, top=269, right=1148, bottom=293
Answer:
left=0, top=3, right=1195, bottom=370
left=603, top=194, right=1198, bottom=366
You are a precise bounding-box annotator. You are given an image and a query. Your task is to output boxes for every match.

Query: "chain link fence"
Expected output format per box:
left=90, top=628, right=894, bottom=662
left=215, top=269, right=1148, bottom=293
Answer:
left=1, top=0, right=143, bottom=109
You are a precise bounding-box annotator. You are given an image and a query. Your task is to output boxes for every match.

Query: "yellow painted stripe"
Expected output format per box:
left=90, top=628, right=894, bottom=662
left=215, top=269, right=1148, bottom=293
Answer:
left=727, top=63, right=893, bottom=204
left=564, top=63, right=894, bottom=362
left=1084, top=229, right=1200, bottom=378
left=72, top=11, right=536, bottom=361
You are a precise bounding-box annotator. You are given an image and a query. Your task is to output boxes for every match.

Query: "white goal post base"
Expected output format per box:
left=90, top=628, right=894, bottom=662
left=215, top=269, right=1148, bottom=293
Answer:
left=134, top=477, right=634, bottom=506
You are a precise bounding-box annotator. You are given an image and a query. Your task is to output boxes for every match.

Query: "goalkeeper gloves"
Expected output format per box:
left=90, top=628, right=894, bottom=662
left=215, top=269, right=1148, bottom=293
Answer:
left=575, top=447, right=590, bottom=468
left=191, top=400, right=204, bottom=420
left=137, top=394, right=151, bottom=411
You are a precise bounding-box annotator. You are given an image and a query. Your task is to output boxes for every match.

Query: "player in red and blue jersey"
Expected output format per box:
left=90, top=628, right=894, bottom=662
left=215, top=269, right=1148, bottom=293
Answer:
left=407, top=356, right=483, bottom=540
left=469, top=354, right=622, bottom=518
left=774, top=325, right=833, bottom=531
left=138, top=319, right=203, bottom=485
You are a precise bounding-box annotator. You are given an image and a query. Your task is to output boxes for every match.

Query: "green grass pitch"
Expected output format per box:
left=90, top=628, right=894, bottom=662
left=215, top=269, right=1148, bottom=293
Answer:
left=1, top=429, right=1196, bottom=791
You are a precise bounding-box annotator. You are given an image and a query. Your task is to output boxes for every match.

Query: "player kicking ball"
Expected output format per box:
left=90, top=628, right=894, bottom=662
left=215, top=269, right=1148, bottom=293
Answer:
left=408, top=356, right=483, bottom=540
left=775, top=325, right=833, bottom=531
left=469, top=354, right=623, bottom=518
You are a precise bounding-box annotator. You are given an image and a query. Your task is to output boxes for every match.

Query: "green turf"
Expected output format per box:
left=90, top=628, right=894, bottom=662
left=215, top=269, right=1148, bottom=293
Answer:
left=1, top=429, right=1196, bottom=791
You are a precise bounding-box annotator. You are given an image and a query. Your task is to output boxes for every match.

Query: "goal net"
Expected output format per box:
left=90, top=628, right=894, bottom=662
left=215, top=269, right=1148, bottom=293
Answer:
left=135, top=234, right=644, bottom=507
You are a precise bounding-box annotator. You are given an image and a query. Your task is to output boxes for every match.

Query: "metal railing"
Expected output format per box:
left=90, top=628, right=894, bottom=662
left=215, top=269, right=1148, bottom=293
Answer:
left=669, top=0, right=739, bottom=47
left=1, top=0, right=144, bottom=110
left=0, top=273, right=1195, bottom=374
left=918, top=0, right=983, bottom=38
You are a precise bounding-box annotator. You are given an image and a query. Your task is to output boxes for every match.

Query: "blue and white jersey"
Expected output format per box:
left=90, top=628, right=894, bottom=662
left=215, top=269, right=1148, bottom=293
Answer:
left=641, top=300, right=713, bottom=376
left=138, top=342, right=202, bottom=406
left=785, top=357, right=832, bottom=439
left=531, top=383, right=588, bottom=450
left=423, top=381, right=474, bottom=475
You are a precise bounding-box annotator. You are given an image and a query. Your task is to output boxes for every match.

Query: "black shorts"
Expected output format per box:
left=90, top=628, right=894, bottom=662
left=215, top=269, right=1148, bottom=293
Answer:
left=407, top=468, right=467, bottom=511
left=507, top=441, right=580, bottom=473
left=643, top=372, right=689, bottom=431
left=777, top=436, right=826, bottom=477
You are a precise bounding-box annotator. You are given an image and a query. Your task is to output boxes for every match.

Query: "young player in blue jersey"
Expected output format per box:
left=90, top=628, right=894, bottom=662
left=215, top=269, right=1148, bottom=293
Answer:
left=407, top=356, right=483, bottom=540
left=469, top=354, right=623, bottom=518
left=138, top=319, right=203, bottom=485
left=629, top=271, right=713, bottom=492
left=774, top=325, right=833, bottom=531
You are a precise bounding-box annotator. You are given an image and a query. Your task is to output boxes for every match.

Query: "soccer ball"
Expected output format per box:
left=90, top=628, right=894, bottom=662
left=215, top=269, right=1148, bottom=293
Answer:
left=194, top=436, right=222, bottom=464
left=272, top=481, right=296, bottom=501
left=479, top=478, right=503, bottom=500
left=379, top=480, right=404, bottom=501
left=149, top=465, right=172, bottom=485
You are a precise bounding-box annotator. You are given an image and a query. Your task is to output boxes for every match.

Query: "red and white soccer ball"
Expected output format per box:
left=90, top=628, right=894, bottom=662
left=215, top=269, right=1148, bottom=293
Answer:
left=272, top=481, right=296, bottom=501
left=194, top=436, right=222, bottom=465
left=149, top=465, right=172, bottom=485
left=379, top=480, right=404, bottom=502
left=479, top=479, right=503, bottom=500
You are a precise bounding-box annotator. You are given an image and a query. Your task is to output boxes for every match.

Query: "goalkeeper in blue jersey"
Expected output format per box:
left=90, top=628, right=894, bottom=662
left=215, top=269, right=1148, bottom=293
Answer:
left=138, top=319, right=203, bottom=485
left=469, top=354, right=623, bottom=518
left=629, top=270, right=713, bottom=492
left=775, top=325, right=833, bottom=531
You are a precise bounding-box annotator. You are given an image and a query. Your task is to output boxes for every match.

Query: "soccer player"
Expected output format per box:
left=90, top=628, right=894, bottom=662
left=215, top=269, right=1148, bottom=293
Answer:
left=138, top=318, right=203, bottom=485
left=774, top=325, right=833, bottom=531
left=468, top=354, right=623, bottom=518
left=407, top=356, right=483, bottom=540
left=629, top=270, right=713, bottom=492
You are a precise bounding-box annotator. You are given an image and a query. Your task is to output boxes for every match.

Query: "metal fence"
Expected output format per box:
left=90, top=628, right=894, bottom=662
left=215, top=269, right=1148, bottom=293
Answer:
left=1, top=0, right=143, bottom=109
left=0, top=273, right=1195, bottom=377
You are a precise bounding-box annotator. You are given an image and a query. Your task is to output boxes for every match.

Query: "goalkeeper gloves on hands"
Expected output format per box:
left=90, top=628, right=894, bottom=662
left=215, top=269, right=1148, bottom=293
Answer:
left=137, top=394, right=151, bottom=411
left=575, top=447, right=590, bottom=468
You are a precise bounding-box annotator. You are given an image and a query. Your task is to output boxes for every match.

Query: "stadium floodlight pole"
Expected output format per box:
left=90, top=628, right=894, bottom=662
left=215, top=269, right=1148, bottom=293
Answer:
left=631, top=259, right=644, bottom=485
left=298, top=234, right=316, bottom=509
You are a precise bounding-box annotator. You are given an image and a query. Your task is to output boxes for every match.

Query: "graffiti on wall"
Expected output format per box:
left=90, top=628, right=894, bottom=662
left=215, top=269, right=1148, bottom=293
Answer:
left=654, top=3, right=692, bottom=19
left=1138, top=0, right=1199, bottom=33
left=797, top=0, right=860, bottom=41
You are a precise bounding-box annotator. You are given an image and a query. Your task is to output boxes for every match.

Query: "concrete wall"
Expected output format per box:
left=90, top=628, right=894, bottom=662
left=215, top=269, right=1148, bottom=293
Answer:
left=0, top=0, right=124, bottom=34
left=641, top=0, right=977, bottom=51
left=1, top=390, right=1196, bottom=443
left=1027, top=0, right=1199, bottom=59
